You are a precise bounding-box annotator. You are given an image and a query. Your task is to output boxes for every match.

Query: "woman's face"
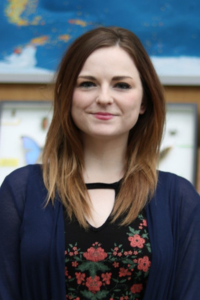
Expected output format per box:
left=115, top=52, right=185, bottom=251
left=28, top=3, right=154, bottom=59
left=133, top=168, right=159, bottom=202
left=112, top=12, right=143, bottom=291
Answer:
left=71, top=46, right=145, bottom=142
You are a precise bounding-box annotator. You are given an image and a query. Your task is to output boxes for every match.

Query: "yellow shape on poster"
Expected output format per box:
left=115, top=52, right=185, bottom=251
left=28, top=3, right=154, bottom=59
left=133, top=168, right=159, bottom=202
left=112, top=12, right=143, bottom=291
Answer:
left=0, top=158, right=19, bottom=167
left=5, top=0, right=29, bottom=26
left=58, top=34, right=71, bottom=42
left=68, top=19, right=88, bottom=27
left=31, top=36, right=48, bottom=45
left=5, top=0, right=41, bottom=26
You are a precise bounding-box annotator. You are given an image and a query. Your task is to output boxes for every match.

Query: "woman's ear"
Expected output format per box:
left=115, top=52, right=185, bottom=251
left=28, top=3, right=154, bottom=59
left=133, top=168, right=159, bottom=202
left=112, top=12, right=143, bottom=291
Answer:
left=139, top=99, right=146, bottom=115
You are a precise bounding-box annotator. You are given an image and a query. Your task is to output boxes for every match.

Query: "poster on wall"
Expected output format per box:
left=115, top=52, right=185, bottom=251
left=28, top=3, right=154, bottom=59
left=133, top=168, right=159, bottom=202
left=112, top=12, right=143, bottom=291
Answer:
left=158, top=103, right=198, bottom=186
left=0, top=0, right=200, bottom=85
left=0, top=101, right=52, bottom=184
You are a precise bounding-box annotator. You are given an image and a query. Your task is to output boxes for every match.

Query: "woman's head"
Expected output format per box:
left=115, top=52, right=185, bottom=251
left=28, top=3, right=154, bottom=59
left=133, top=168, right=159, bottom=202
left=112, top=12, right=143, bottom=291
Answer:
left=43, top=27, right=165, bottom=227
left=71, top=46, right=145, bottom=143
left=54, top=26, right=165, bottom=160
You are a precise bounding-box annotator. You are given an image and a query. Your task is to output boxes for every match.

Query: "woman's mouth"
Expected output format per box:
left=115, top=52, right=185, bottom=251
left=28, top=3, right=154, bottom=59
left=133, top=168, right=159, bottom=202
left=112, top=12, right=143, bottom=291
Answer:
left=93, top=112, right=115, bottom=120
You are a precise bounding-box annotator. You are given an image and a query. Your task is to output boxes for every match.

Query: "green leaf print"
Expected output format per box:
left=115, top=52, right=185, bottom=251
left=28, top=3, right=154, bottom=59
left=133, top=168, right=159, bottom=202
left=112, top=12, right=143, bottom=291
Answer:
left=76, top=261, right=94, bottom=272
left=110, top=257, right=116, bottom=262
left=75, top=256, right=82, bottom=261
left=141, top=233, right=148, bottom=239
left=138, top=214, right=144, bottom=220
left=81, top=290, right=95, bottom=299
left=77, top=261, right=110, bottom=277
left=146, top=243, right=151, bottom=252
left=95, top=290, right=109, bottom=299
left=65, top=258, right=70, bottom=263
left=119, top=279, right=127, bottom=283
left=135, top=271, right=143, bottom=278
left=95, top=262, right=110, bottom=272
left=80, top=290, right=109, bottom=300
left=127, top=227, right=140, bottom=235
left=122, top=258, right=134, bottom=265
left=68, top=277, right=75, bottom=282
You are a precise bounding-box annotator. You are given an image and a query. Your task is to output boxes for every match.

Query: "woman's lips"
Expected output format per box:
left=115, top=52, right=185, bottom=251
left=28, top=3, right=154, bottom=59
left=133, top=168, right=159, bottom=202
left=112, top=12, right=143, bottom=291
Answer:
left=93, top=112, right=115, bottom=120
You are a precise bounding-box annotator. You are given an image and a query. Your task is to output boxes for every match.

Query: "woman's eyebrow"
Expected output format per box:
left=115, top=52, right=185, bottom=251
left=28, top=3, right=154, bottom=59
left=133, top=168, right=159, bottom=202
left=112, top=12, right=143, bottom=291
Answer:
left=77, top=75, right=96, bottom=80
left=112, top=76, right=133, bottom=80
left=78, top=75, right=133, bottom=80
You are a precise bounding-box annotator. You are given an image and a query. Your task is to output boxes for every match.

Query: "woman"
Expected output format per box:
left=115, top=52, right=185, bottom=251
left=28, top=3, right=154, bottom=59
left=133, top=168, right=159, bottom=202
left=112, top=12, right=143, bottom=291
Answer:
left=0, top=27, right=200, bottom=300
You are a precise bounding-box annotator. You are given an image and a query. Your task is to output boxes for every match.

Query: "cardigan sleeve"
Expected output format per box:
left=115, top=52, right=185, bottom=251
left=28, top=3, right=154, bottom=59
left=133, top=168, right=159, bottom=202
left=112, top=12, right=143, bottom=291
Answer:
left=0, top=167, right=30, bottom=300
left=172, top=176, right=200, bottom=299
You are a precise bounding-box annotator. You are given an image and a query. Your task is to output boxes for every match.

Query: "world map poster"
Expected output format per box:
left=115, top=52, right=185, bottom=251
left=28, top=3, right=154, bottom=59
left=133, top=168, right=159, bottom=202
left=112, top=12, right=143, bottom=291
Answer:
left=0, top=0, right=200, bottom=84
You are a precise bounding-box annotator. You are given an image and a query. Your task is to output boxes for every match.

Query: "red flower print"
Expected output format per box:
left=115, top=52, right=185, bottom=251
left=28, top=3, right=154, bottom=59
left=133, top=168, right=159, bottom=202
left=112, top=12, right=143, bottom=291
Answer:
left=72, top=261, right=78, bottom=267
left=83, top=246, right=107, bottom=262
left=75, top=272, right=86, bottom=284
left=143, top=219, right=147, bottom=226
left=86, top=276, right=102, bottom=293
left=101, top=272, right=112, bottom=284
left=119, top=268, right=131, bottom=277
left=131, top=283, right=143, bottom=294
left=133, top=251, right=138, bottom=255
left=113, top=262, right=119, bottom=268
left=137, top=256, right=151, bottom=272
left=69, top=252, right=74, bottom=256
left=65, top=267, right=68, bottom=276
left=128, top=234, right=145, bottom=248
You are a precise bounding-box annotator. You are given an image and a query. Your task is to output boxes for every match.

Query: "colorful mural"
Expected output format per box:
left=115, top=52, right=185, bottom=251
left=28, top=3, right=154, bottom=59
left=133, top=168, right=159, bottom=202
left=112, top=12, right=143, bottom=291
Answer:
left=0, top=0, right=200, bottom=83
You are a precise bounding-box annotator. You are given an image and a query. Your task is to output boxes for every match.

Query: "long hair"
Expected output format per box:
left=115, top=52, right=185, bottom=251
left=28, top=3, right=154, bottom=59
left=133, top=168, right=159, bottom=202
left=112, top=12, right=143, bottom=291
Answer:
left=42, top=26, right=165, bottom=227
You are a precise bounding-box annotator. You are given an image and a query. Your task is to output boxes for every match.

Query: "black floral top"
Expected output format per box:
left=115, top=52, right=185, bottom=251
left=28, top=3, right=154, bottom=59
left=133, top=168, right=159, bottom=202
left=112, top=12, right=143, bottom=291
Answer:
left=64, top=181, right=152, bottom=300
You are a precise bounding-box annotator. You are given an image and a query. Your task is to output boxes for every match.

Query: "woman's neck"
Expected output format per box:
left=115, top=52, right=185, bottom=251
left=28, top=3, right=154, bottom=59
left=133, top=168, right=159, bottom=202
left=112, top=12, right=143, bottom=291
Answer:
left=82, top=135, right=127, bottom=183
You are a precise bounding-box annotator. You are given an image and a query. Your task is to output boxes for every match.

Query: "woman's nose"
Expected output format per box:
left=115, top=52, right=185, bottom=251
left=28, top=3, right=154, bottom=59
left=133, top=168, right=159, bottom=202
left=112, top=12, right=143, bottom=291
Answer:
left=96, top=87, right=113, bottom=105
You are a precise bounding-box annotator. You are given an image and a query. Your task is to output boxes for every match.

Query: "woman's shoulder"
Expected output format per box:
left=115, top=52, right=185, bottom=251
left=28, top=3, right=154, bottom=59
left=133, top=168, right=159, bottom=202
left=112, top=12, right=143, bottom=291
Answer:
left=2, top=164, right=42, bottom=186
left=156, top=170, right=200, bottom=212
left=0, top=164, right=45, bottom=218
left=1, top=164, right=44, bottom=202
left=0, top=165, right=44, bottom=220
left=157, top=170, right=197, bottom=194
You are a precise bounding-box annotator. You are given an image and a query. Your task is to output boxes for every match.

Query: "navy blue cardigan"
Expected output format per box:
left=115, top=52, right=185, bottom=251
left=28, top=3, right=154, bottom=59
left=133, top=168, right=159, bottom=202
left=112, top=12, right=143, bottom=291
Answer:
left=0, top=164, right=200, bottom=300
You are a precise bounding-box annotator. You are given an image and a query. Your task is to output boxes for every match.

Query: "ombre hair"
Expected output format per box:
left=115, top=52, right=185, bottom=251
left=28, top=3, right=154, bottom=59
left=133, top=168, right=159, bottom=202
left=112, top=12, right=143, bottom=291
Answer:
left=42, top=26, right=165, bottom=227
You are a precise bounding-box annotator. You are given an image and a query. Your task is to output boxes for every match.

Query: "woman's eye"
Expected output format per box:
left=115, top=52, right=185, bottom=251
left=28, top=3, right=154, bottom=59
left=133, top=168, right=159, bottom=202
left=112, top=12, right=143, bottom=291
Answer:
left=115, top=82, right=131, bottom=89
left=79, top=81, right=96, bottom=88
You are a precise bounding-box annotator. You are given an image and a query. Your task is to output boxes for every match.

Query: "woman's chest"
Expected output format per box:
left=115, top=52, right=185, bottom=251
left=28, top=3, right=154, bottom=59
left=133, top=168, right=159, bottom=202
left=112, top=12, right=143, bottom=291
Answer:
left=64, top=210, right=151, bottom=299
